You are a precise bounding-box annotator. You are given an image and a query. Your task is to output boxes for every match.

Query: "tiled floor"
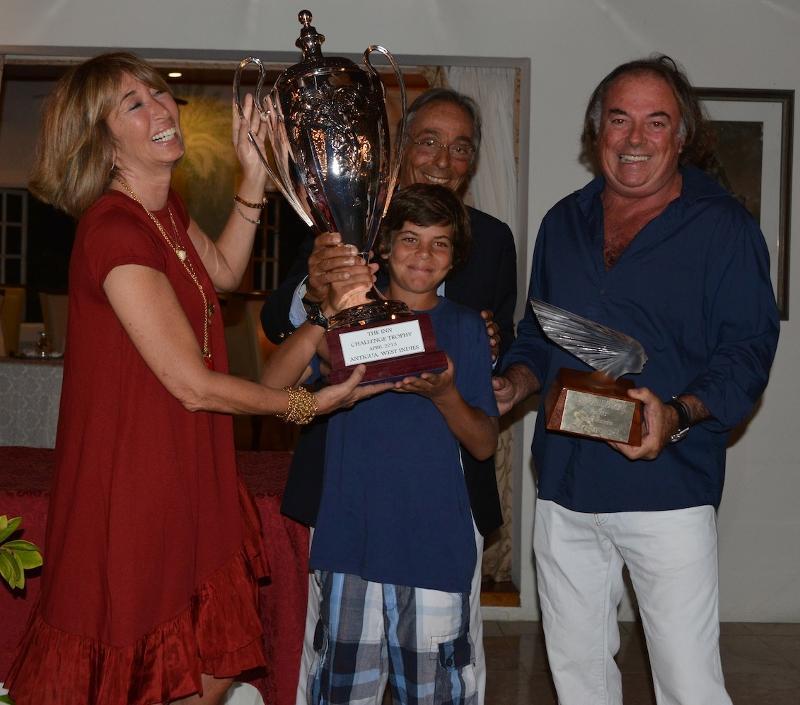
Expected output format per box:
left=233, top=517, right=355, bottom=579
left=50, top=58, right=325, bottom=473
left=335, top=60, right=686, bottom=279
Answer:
left=484, top=621, right=800, bottom=704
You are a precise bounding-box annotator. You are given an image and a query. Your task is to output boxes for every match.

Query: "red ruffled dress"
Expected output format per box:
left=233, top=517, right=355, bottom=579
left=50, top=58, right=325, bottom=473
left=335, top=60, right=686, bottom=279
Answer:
left=6, top=190, right=267, bottom=705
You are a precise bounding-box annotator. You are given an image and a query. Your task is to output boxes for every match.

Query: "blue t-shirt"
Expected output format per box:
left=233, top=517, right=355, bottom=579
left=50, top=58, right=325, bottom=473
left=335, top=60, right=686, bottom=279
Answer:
left=502, top=166, right=780, bottom=513
left=310, top=297, right=498, bottom=593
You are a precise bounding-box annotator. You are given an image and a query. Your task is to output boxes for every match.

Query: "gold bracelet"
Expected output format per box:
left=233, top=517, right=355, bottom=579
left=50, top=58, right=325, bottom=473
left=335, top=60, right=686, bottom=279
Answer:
left=278, top=386, right=317, bottom=425
left=234, top=204, right=261, bottom=225
left=234, top=193, right=267, bottom=209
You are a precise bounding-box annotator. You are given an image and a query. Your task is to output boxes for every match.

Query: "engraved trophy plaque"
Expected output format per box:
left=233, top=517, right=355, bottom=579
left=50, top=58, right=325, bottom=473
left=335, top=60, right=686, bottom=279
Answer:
left=532, top=299, right=648, bottom=446
left=234, top=10, right=446, bottom=384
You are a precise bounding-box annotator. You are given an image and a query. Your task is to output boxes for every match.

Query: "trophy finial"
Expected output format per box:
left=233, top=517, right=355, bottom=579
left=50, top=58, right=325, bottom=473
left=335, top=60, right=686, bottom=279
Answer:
left=295, top=9, right=325, bottom=58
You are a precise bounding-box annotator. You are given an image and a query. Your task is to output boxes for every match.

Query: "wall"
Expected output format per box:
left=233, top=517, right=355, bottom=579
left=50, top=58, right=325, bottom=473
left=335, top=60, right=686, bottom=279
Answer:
left=2, top=0, right=798, bottom=621
left=0, top=79, right=49, bottom=187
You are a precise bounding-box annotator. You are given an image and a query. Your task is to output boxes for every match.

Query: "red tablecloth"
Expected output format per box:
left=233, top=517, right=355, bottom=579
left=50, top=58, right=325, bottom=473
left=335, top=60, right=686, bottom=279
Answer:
left=0, top=447, right=309, bottom=705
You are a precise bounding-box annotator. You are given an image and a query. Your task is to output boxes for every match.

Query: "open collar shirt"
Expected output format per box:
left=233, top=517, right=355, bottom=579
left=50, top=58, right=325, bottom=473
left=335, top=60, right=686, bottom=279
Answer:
left=503, top=166, right=780, bottom=512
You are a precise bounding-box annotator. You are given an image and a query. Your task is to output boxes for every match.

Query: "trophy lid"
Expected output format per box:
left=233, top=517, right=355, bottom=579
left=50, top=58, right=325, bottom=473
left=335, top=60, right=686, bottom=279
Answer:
left=295, top=9, right=325, bottom=59
left=277, top=9, right=361, bottom=84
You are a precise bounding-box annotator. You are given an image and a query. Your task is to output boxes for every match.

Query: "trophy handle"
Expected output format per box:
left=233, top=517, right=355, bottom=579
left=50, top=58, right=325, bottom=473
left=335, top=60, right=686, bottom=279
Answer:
left=234, top=56, right=270, bottom=122
left=363, top=45, right=407, bottom=222
left=233, top=57, right=314, bottom=228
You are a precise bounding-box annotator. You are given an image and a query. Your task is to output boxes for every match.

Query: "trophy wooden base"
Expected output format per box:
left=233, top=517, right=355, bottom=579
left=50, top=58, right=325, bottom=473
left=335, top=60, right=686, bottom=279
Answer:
left=326, top=313, right=447, bottom=385
left=544, top=368, right=642, bottom=446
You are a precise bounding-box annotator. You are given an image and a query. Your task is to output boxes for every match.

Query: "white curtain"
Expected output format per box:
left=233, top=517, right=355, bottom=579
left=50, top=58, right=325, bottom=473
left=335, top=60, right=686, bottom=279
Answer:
left=445, top=66, right=518, bottom=583
left=445, top=66, right=519, bottom=241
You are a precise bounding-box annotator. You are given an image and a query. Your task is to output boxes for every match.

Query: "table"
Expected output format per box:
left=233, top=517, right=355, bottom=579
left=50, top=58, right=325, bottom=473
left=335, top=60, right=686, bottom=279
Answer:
left=0, top=447, right=309, bottom=705
left=0, top=358, right=63, bottom=448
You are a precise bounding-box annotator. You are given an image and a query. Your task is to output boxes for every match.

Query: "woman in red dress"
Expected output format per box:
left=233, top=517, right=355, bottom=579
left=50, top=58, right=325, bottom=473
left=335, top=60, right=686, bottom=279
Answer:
left=5, top=53, right=383, bottom=705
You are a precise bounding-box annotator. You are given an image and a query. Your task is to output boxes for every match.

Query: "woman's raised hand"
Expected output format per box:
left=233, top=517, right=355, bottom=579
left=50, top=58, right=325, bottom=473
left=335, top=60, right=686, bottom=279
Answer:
left=232, top=93, right=269, bottom=190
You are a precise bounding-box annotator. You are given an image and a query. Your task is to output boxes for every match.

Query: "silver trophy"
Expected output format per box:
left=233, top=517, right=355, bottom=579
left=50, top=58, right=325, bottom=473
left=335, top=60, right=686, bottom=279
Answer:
left=234, top=9, right=409, bottom=329
left=532, top=299, right=648, bottom=445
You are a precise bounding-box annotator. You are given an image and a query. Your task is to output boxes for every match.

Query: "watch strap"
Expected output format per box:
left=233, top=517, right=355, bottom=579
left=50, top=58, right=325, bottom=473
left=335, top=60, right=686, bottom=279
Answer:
left=665, top=396, right=691, bottom=443
left=303, top=300, right=329, bottom=329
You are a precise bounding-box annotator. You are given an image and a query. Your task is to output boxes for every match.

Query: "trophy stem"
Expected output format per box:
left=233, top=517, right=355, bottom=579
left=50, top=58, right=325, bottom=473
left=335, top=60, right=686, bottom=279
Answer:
left=328, top=250, right=408, bottom=329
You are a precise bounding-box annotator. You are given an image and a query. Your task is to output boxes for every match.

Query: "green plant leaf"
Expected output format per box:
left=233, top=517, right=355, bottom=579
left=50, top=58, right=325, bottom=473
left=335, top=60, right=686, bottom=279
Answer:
left=10, top=550, right=24, bottom=589
left=14, top=548, right=43, bottom=571
left=2, top=540, right=40, bottom=552
left=0, top=516, right=21, bottom=544
left=0, top=549, right=23, bottom=589
left=0, top=519, right=43, bottom=590
left=0, top=551, right=13, bottom=586
left=0, top=693, right=15, bottom=704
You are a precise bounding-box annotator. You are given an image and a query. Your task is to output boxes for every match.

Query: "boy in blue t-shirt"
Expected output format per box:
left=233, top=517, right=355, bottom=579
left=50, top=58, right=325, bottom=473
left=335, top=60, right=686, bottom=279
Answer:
left=307, top=184, right=499, bottom=705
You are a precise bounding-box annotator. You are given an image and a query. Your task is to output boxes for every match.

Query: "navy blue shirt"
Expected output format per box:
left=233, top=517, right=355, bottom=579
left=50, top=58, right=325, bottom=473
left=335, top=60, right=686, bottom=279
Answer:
left=311, top=297, right=498, bottom=593
left=502, top=167, right=779, bottom=512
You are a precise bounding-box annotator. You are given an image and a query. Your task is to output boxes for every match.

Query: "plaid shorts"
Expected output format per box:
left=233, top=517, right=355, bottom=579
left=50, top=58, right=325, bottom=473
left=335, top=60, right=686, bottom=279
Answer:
left=307, top=571, right=476, bottom=705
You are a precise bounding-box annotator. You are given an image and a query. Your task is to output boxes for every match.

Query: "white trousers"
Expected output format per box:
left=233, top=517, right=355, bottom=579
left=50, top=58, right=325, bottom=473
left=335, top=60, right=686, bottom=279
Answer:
left=534, top=500, right=732, bottom=705
left=296, top=524, right=486, bottom=705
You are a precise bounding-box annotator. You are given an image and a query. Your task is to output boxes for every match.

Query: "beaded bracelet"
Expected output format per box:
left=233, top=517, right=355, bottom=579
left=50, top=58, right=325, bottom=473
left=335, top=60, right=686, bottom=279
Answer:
left=234, top=193, right=267, bottom=209
left=234, top=204, right=261, bottom=225
left=278, top=386, right=317, bottom=425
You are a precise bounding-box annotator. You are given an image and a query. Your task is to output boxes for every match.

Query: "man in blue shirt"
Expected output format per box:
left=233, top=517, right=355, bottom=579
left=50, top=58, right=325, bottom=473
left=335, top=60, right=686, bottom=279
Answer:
left=494, top=56, right=779, bottom=705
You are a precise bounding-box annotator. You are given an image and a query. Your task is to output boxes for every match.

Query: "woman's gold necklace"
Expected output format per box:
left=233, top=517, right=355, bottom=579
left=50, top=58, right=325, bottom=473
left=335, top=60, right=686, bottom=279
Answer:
left=113, top=176, right=213, bottom=368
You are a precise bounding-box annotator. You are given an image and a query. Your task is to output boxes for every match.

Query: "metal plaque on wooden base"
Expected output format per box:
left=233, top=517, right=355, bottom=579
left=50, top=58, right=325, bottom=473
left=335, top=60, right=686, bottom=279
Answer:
left=326, top=310, right=447, bottom=385
left=544, top=369, right=642, bottom=445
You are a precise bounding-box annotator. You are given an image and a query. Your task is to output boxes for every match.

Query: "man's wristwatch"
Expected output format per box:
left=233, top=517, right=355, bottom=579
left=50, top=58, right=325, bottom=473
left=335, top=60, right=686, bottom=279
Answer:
left=664, top=396, right=691, bottom=443
left=303, top=298, right=329, bottom=329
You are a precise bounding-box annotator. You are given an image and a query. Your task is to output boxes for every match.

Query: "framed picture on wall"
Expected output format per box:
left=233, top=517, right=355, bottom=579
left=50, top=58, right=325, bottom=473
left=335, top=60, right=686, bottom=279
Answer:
left=696, top=88, right=794, bottom=319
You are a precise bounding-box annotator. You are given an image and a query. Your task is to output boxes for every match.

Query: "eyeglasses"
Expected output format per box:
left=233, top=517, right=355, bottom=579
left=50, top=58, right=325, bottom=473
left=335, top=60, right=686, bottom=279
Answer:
left=411, top=137, right=476, bottom=163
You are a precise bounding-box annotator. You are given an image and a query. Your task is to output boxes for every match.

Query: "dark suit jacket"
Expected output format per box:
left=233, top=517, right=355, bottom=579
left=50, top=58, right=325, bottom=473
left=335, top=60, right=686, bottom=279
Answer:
left=262, top=206, right=518, bottom=536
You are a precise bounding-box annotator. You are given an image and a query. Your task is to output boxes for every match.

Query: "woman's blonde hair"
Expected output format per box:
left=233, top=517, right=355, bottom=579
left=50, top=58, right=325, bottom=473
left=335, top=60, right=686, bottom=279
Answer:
left=29, top=52, right=171, bottom=218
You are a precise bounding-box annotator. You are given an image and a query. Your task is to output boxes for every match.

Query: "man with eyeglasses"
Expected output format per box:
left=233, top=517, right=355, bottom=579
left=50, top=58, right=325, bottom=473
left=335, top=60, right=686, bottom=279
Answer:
left=262, top=87, right=518, bottom=705
left=398, top=90, right=517, bottom=366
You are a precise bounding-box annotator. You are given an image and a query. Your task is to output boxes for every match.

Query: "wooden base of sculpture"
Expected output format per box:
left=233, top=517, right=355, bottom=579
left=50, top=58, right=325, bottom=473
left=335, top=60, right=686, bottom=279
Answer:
left=544, top=369, right=642, bottom=446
